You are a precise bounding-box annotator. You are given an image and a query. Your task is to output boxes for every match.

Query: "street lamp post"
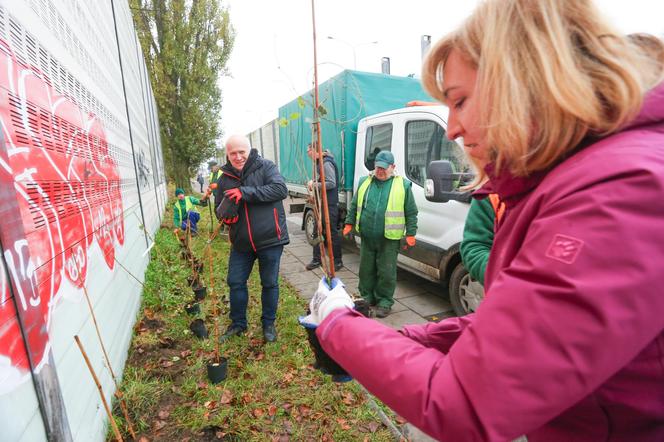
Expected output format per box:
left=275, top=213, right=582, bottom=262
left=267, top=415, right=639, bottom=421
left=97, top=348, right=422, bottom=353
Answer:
left=327, top=36, right=378, bottom=70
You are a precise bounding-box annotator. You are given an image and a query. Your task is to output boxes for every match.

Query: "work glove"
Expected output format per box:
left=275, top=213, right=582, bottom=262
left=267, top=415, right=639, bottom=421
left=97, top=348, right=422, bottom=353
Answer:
left=224, top=188, right=242, bottom=204
left=405, top=235, right=416, bottom=248
left=223, top=215, right=239, bottom=225
left=216, top=194, right=239, bottom=221
left=299, top=277, right=354, bottom=382
left=342, top=224, right=353, bottom=236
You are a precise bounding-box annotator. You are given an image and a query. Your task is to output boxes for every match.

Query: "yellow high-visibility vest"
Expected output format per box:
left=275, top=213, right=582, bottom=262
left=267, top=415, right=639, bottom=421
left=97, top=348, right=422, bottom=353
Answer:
left=174, top=197, right=194, bottom=223
left=355, top=175, right=406, bottom=240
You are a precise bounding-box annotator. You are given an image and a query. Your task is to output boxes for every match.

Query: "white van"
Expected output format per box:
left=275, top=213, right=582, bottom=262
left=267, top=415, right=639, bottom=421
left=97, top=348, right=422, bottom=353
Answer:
left=351, top=105, right=482, bottom=314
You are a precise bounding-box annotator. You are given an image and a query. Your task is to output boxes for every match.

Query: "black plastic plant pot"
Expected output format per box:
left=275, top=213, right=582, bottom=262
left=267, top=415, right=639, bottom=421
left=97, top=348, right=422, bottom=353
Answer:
left=304, top=326, right=348, bottom=377
left=189, top=319, right=208, bottom=339
left=187, top=275, right=200, bottom=287
left=193, top=285, right=207, bottom=301
left=207, top=357, right=228, bottom=384
left=185, top=302, right=200, bottom=315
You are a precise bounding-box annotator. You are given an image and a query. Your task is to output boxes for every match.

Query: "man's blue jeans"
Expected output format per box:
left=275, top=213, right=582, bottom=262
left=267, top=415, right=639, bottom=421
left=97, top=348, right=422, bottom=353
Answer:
left=180, top=211, right=200, bottom=233
left=227, top=244, right=283, bottom=329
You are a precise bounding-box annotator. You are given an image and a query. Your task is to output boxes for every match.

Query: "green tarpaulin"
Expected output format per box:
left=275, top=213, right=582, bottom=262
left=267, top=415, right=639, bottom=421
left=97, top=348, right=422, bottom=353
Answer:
left=278, top=70, right=433, bottom=191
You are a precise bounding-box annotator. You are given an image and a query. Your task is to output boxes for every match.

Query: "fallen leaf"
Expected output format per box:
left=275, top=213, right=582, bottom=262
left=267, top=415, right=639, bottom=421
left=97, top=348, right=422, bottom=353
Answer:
left=395, top=415, right=408, bottom=424
left=242, top=393, right=252, bottom=404
left=160, top=360, right=174, bottom=368
left=171, top=356, right=180, bottom=362
left=342, top=392, right=354, bottom=405
left=268, top=405, right=277, bottom=416
left=137, top=348, right=144, bottom=354
left=282, top=402, right=292, bottom=410
left=158, top=409, right=170, bottom=420
left=154, top=420, right=167, bottom=431
left=204, top=400, right=218, bottom=410
left=367, top=422, right=380, bottom=433
left=282, top=421, right=293, bottom=434
left=220, top=390, right=233, bottom=405
left=252, top=408, right=264, bottom=418
left=138, top=437, right=150, bottom=442
left=282, top=373, right=294, bottom=383
left=180, top=350, right=192, bottom=358
left=197, top=382, right=208, bottom=390
left=254, top=352, right=265, bottom=361
left=215, top=431, right=226, bottom=439
left=299, top=405, right=311, bottom=417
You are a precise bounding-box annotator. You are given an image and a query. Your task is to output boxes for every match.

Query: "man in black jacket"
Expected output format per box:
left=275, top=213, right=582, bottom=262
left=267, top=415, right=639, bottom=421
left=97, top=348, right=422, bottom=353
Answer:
left=305, top=143, right=343, bottom=271
left=214, top=134, right=289, bottom=343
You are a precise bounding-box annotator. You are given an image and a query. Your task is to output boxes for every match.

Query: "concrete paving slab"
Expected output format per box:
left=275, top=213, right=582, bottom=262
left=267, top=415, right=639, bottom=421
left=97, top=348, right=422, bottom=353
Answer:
left=399, top=293, right=453, bottom=317
left=390, top=299, right=408, bottom=314
left=289, top=245, right=314, bottom=258
left=341, top=261, right=360, bottom=273
left=283, top=271, right=320, bottom=286
left=393, top=278, right=432, bottom=300
left=376, top=309, right=428, bottom=329
left=280, top=263, right=308, bottom=275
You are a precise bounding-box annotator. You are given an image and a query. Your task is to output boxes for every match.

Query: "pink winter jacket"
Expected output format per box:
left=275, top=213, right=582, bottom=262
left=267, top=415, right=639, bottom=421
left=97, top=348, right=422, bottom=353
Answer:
left=317, top=83, right=664, bottom=441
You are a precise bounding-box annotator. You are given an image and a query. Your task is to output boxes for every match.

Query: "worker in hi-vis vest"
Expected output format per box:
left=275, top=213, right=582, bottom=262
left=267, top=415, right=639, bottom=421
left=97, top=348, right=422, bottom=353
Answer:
left=343, top=150, right=418, bottom=318
left=208, top=160, right=223, bottom=207
left=173, top=187, right=207, bottom=235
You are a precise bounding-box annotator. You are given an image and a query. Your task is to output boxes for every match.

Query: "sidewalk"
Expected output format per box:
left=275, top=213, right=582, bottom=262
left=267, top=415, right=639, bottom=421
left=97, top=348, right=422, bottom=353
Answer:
left=280, top=215, right=453, bottom=441
left=280, top=215, right=456, bottom=328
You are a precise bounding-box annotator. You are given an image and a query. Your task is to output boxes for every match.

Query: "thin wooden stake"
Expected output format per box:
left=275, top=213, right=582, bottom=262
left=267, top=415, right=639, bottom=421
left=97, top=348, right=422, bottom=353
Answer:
left=81, top=286, right=136, bottom=439
left=74, top=335, right=123, bottom=442
left=310, top=0, right=336, bottom=279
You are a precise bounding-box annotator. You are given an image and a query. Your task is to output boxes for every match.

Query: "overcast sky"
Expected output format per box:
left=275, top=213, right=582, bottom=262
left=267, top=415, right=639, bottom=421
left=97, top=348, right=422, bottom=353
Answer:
left=218, top=0, right=664, bottom=142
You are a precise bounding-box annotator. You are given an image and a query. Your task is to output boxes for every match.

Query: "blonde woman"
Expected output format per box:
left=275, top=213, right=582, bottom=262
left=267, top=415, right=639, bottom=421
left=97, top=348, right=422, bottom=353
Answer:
left=302, top=1, right=664, bottom=440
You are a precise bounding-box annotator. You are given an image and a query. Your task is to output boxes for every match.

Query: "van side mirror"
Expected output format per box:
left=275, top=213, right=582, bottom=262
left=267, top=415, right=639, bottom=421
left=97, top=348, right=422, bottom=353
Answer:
left=424, top=160, right=472, bottom=203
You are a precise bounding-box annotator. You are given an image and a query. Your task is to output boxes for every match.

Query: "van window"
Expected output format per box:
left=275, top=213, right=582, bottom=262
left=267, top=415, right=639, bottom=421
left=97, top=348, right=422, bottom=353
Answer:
left=405, top=120, right=465, bottom=187
left=364, top=123, right=393, bottom=170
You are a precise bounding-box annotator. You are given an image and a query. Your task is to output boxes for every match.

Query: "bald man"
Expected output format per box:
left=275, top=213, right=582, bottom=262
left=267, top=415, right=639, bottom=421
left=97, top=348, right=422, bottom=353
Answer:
left=215, top=134, right=289, bottom=343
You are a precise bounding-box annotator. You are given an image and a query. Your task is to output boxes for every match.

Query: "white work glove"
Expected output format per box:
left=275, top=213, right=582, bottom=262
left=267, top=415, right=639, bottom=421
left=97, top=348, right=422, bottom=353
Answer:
left=299, top=277, right=353, bottom=328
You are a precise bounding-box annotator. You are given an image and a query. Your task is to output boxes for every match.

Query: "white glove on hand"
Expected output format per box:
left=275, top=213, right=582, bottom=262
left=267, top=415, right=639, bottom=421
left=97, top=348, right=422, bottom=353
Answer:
left=299, top=277, right=353, bottom=327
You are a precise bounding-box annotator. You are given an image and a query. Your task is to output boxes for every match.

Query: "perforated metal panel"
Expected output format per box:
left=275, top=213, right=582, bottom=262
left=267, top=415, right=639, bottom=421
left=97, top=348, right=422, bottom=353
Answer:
left=0, top=1, right=167, bottom=440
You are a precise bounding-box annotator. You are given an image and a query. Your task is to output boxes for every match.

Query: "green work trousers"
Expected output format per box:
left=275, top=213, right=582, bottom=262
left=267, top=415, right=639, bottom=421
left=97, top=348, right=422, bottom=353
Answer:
left=358, top=236, right=400, bottom=308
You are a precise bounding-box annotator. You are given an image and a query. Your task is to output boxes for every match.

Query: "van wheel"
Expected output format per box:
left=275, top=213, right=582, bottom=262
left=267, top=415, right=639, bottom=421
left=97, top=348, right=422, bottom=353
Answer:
left=304, top=209, right=319, bottom=247
left=449, top=262, right=485, bottom=316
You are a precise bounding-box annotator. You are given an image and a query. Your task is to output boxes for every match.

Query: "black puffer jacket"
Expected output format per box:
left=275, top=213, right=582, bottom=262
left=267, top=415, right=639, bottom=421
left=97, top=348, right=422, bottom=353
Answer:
left=214, top=149, right=289, bottom=252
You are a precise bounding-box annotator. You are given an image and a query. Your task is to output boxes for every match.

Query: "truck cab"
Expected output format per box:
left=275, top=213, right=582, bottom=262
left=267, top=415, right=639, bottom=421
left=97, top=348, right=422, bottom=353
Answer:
left=352, top=105, right=476, bottom=307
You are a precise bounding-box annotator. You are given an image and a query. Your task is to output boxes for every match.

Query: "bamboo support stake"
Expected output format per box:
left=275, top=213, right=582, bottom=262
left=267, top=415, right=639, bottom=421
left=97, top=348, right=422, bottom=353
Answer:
left=81, top=286, right=136, bottom=439
left=74, top=335, right=123, bottom=442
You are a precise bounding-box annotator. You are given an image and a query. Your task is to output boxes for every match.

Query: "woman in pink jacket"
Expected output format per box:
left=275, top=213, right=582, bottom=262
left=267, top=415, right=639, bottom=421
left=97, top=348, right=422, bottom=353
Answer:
left=304, top=1, right=664, bottom=440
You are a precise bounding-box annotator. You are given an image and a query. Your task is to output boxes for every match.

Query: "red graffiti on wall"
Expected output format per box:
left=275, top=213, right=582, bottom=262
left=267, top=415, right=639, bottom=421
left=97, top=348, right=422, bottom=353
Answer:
left=0, top=39, right=124, bottom=393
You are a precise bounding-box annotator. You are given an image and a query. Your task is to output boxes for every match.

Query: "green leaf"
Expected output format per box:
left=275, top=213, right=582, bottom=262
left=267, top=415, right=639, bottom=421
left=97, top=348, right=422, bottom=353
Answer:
left=278, top=117, right=289, bottom=127
left=317, top=104, right=327, bottom=116
left=289, top=112, right=300, bottom=120
left=297, top=96, right=306, bottom=109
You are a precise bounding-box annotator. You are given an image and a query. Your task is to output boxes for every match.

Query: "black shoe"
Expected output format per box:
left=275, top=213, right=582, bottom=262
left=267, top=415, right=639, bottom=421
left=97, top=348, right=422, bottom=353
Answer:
left=263, top=324, right=278, bottom=343
left=334, top=261, right=344, bottom=271
left=305, top=261, right=321, bottom=271
left=219, top=324, right=246, bottom=342
left=374, top=306, right=391, bottom=318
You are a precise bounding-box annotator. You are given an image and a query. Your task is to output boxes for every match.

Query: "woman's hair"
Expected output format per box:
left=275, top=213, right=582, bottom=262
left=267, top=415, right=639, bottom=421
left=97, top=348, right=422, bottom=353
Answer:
left=423, top=0, right=664, bottom=178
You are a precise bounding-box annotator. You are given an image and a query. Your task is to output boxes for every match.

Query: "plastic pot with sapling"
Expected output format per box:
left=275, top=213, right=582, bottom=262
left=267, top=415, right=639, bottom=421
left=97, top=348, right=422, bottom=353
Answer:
left=193, top=285, right=207, bottom=301
left=187, top=275, right=200, bottom=287
left=189, top=319, right=208, bottom=339
left=207, top=357, right=228, bottom=383
left=184, top=302, right=200, bottom=315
